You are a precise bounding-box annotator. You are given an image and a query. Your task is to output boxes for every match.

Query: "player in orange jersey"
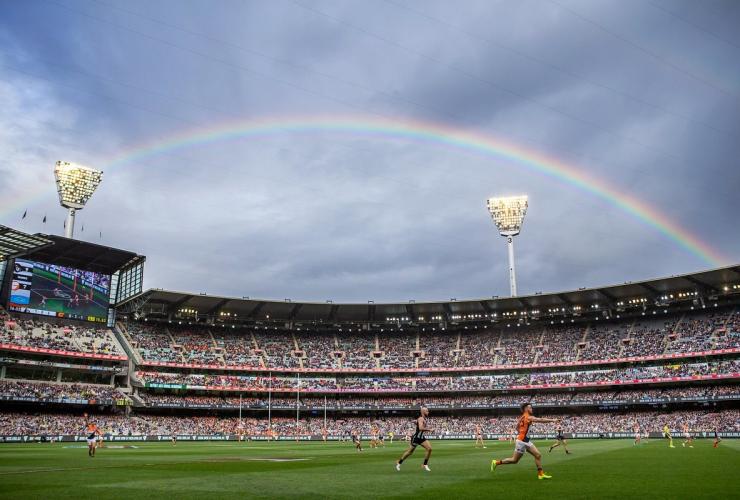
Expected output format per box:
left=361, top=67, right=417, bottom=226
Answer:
left=84, top=419, right=101, bottom=457
left=491, top=403, right=558, bottom=480
left=713, top=428, right=722, bottom=448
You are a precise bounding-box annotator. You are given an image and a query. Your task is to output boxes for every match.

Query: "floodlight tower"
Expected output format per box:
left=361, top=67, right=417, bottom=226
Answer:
left=486, top=195, right=528, bottom=297
left=54, top=161, right=103, bottom=239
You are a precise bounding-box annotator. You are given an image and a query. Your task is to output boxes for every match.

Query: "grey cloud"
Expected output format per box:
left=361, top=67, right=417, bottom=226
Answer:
left=0, top=0, right=737, bottom=303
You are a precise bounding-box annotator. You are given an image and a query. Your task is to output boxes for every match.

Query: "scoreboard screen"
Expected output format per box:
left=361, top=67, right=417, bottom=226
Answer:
left=8, top=258, right=111, bottom=323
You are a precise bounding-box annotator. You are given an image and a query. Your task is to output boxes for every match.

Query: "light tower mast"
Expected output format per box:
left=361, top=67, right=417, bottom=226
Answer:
left=486, top=195, right=528, bottom=297
left=54, top=161, right=103, bottom=239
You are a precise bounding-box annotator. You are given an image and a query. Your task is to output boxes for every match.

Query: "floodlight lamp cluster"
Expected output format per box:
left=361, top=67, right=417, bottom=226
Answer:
left=54, top=161, right=103, bottom=210
left=486, top=195, right=528, bottom=236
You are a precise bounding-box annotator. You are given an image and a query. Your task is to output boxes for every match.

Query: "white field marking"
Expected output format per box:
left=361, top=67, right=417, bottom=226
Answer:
left=0, top=463, right=162, bottom=476
left=0, top=456, right=314, bottom=476
left=61, top=445, right=138, bottom=449
left=243, top=458, right=313, bottom=462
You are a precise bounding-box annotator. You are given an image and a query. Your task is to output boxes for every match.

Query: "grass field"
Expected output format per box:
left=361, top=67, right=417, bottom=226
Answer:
left=0, top=439, right=738, bottom=499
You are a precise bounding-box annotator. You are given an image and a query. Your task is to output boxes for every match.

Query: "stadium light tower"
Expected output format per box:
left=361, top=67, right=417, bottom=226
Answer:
left=54, top=161, right=103, bottom=239
left=486, top=195, right=528, bottom=297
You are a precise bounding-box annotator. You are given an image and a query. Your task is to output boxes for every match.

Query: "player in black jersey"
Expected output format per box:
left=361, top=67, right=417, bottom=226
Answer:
left=548, top=426, right=571, bottom=454
left=396, top=407, right=433, bottom=472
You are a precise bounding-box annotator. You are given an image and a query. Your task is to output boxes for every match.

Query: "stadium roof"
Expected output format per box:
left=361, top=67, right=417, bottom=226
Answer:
left=0, top=225, right=54, bottom=262
left=120, top=265, right=740, bottom=323
left=22, top=234, right=144, bottom=276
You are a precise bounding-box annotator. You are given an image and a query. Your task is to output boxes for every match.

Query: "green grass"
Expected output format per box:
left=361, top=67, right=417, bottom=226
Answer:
left=0, top=439, right=737, bottom=499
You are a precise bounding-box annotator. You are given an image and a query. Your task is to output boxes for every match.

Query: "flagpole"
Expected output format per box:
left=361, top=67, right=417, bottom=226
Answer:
left=268, top=372, right=272, bottom=437
left=296, top=372, right=300, bottom=431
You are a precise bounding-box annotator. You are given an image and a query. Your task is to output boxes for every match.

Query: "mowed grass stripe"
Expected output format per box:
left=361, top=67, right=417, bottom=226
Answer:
left=0, top=440, right=737, bottom=499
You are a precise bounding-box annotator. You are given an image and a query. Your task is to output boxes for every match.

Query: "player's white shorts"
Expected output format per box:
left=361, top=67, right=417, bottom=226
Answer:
left=634, top=433, right=640, bottom=439
left=514, top=439, right=535, bottom=454
left=683, top=433, right=691, bottom=439
left=86, top=438, right=96, bottom=445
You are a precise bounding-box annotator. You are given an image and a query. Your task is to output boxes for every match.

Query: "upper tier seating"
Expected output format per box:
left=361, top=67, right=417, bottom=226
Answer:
left=1, top=316, right=124, bottom=357
left=123, top=308, right=737, bottom=369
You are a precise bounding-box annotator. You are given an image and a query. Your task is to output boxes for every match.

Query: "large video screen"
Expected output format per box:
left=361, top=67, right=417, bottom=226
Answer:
left=8, top=258, right=110, bottom=323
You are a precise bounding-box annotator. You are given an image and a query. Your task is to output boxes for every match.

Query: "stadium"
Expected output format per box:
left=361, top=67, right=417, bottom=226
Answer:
left=1, top=226, right=738, bottom=498
left=1, top=2, right=739, bottom=499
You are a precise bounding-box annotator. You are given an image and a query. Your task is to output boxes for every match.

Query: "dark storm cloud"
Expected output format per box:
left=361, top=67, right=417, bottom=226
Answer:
left=1, top=0, right=738, bottom=302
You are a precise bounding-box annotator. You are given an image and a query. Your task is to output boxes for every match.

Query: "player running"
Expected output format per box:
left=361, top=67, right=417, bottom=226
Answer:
left=548, top=426, right=571, bottom=454
left=663, top=424, right=675, bottom=448
left=474, top=424, right=486, bottom=448
left=713, top=428, right=722, bottom=448
left=396, top=407, right=433, bottom=472
left=491, top=403, right=557, bottom=480
left=681, top=424, right=694, bottom=448
left=351, top=430, right=363, bottom=452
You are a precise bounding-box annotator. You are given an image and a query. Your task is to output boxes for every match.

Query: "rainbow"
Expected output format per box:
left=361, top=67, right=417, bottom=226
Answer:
left=4, top=115, right=729, bottom=266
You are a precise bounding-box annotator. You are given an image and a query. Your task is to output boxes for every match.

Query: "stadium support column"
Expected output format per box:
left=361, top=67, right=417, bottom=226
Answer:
left=507, top=236, right=517, bottom=297
left=65, top=208, right=76, bottom=239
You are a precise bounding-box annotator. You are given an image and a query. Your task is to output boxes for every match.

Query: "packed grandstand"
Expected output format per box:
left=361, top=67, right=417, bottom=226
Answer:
left=0, top=266, right=738, bottom=441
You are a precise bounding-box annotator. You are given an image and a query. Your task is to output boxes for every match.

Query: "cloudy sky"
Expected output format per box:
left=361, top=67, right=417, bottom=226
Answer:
left=1, top=0, right=738, bottom=302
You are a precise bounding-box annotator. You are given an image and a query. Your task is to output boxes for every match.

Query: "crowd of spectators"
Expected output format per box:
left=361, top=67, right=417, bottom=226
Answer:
left=171, top=328, right=221, bottom=364
left=135, top=359, right=739, bottom=392
left=136, top=385, right=738, bottom=408
left=213, top=329, right=263, bottom=367
left=127, top=323, right=180, bottom=362
left=1, top=409, right=738, bottom=437
left=299, top=331, right=338, bottom=369
left=0, top=316, right=122, bottom=356
left=123, top=308, right=738, bottom=370
left=0, top=380, right=124, bottom=401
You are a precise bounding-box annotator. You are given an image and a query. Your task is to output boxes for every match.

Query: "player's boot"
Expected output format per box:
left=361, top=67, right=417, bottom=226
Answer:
left=395, top=463, right=401, bottom=471
left=538, top=472, right=552, bottom=480
left=491, top=459, right=498, bottom=472
left=422, top=465, right=431, bottom=472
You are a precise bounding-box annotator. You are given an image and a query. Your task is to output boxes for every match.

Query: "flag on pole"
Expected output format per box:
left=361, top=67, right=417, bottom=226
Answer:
left=42, top=215, right=47, bottom=223
left=21, top=210, right=27, bottom=219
